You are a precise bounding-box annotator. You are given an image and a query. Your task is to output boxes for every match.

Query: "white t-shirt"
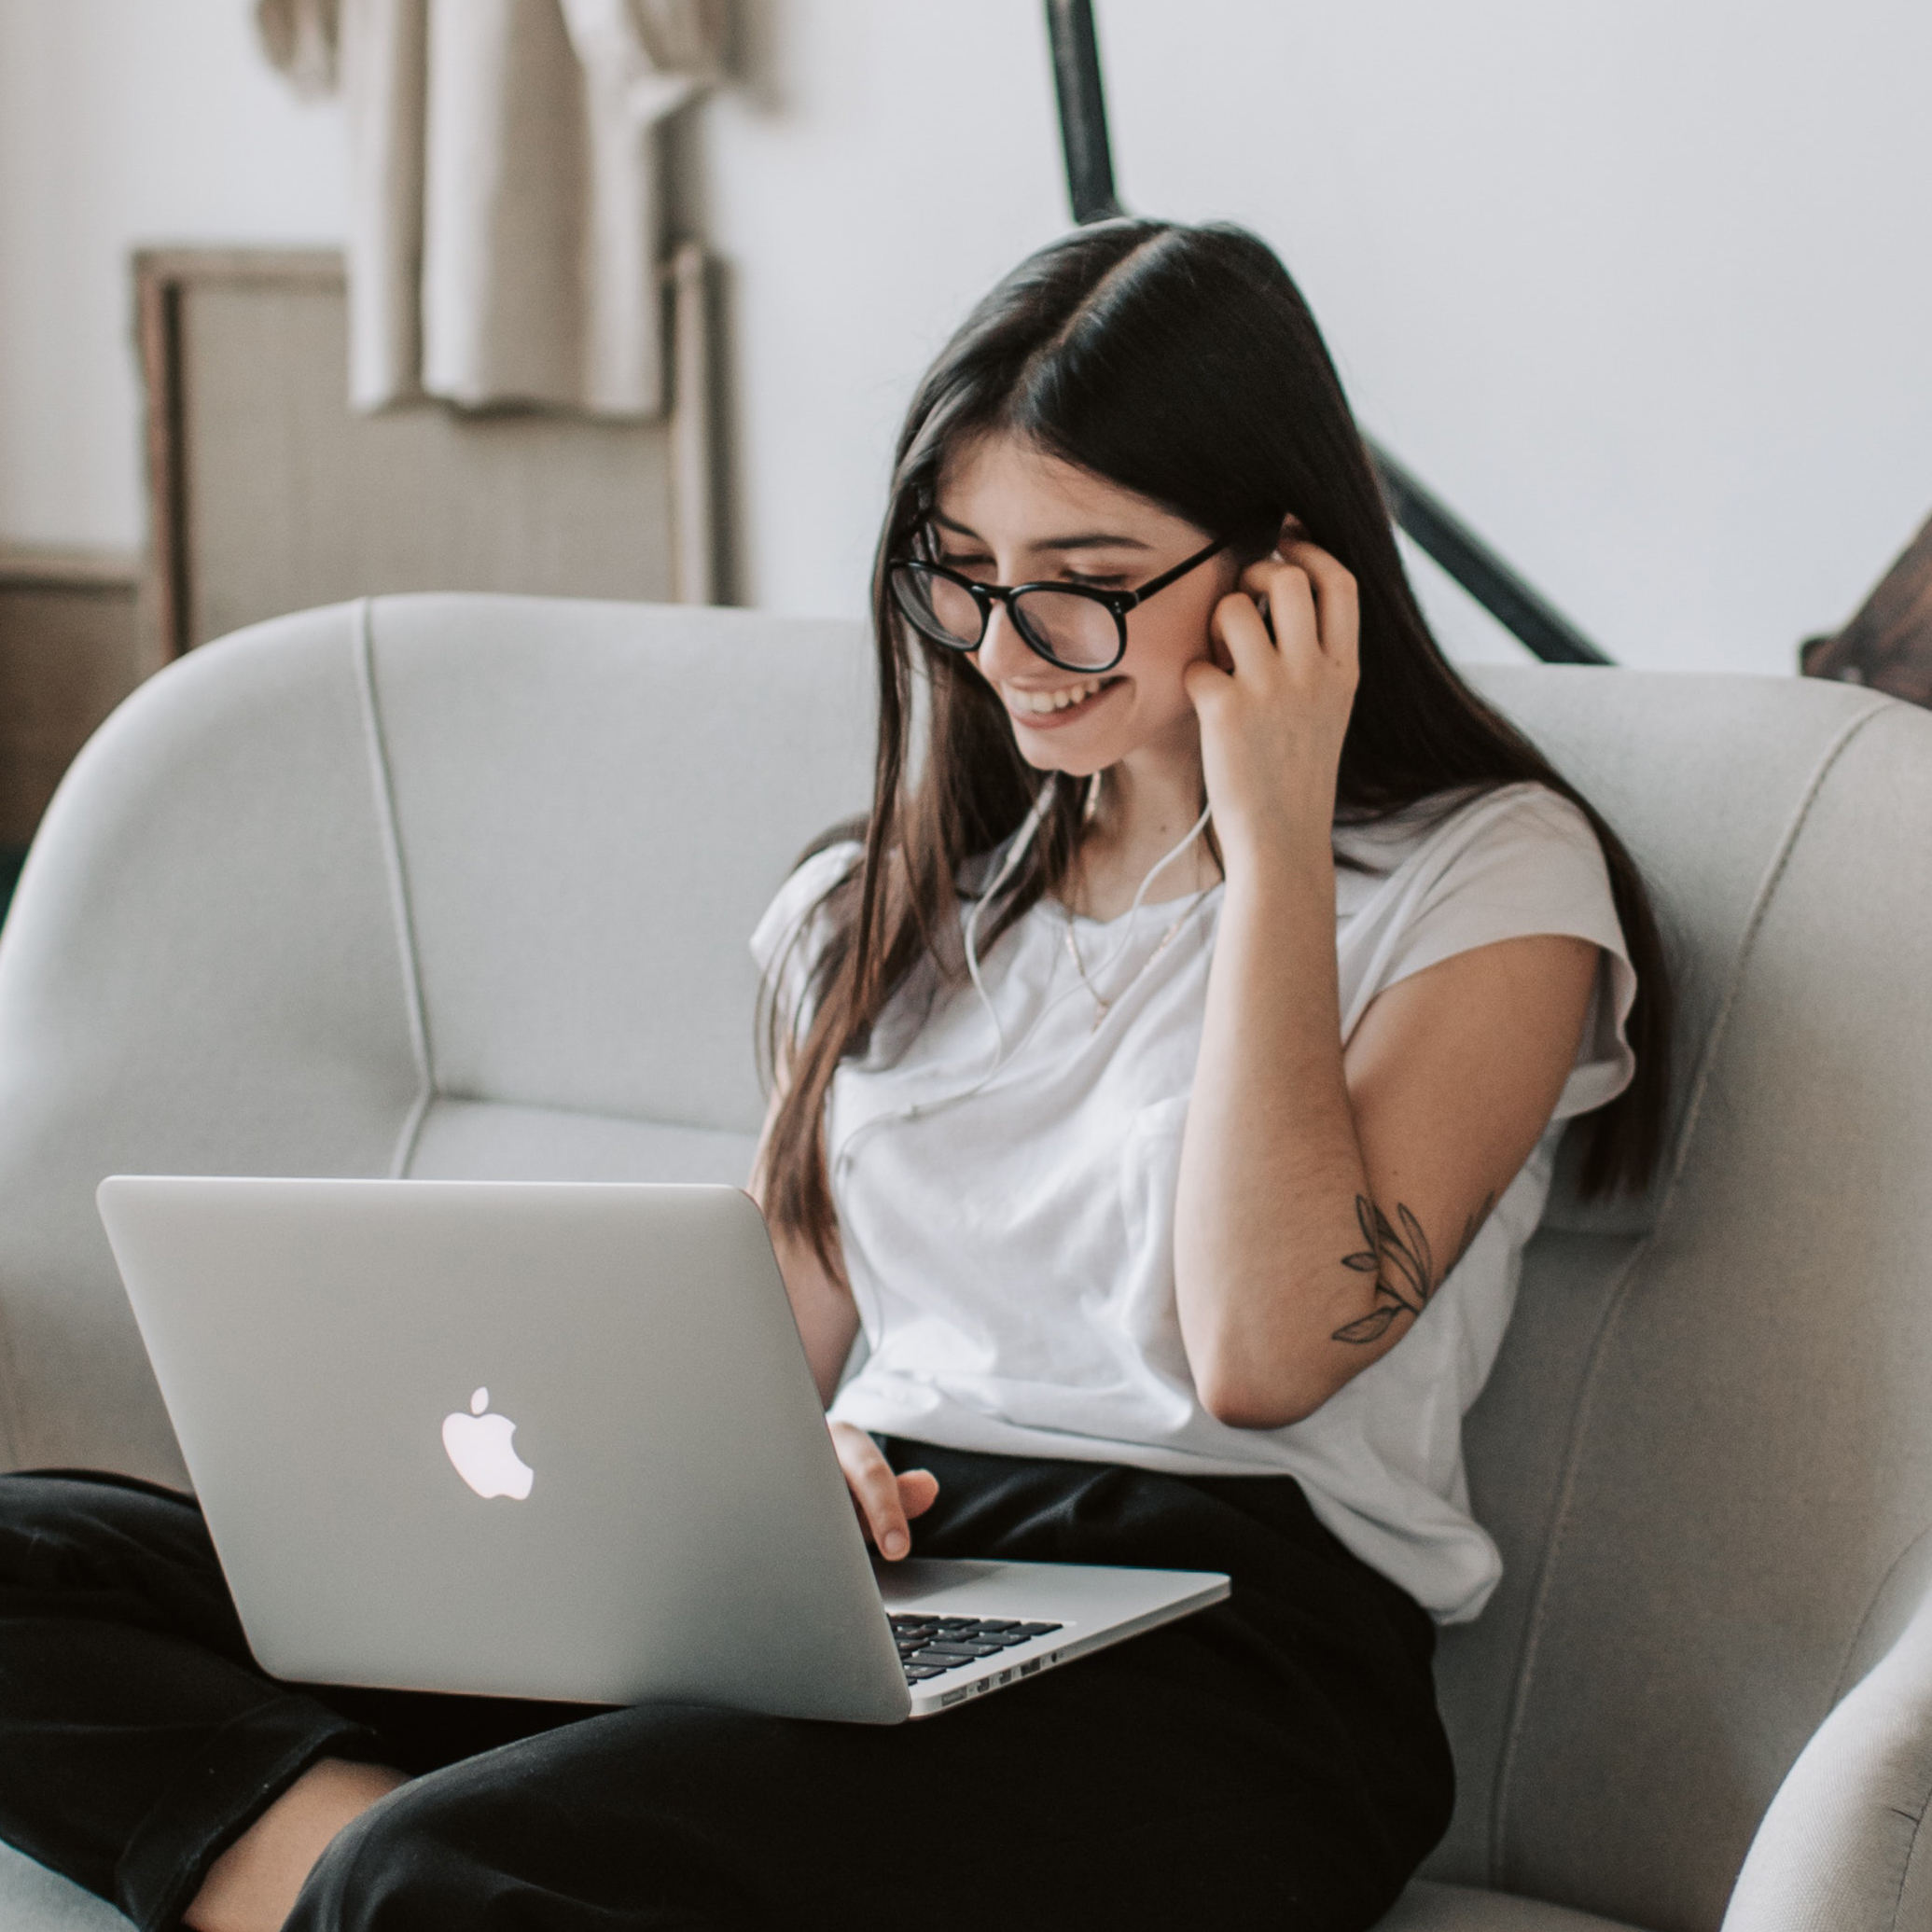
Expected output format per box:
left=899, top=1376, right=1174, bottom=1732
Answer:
left=750, top=783, right=1636, bottom=1624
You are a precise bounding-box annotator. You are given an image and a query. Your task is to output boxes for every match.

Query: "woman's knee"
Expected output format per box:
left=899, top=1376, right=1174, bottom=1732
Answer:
left=286, top=1735, right=747, bottom=1932
left=0, top=1470, right=208, bottom=1581
left=286, top=1777, right=477, bottom=1932
left=0, top=1470, right=240, bottom=1657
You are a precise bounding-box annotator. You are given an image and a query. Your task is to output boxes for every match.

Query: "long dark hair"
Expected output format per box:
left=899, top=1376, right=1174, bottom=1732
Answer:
left=762, top=218, right=1672, bottom=1269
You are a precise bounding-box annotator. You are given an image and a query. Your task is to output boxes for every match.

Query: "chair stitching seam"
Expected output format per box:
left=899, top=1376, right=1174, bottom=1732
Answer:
left=1487, top=695, right=1888, bottom=1885
left=1482, top=1229, right=1651, bottom=1880
left=429, top=1089, right=760, bottom=1136
left=1649, top=698, right=1886, bottom=1208
left=1887, top=1773, right=1932, bottom=1932
left=352, top=598, right=437, bottom=1177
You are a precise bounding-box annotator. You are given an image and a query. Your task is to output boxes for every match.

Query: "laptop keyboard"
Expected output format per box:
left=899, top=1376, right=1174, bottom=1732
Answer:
left=890, top=1613, right=1063, bottom=1682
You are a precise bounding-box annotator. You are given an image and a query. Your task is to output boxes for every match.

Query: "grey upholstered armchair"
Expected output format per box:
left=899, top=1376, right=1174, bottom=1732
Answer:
left=1, top=595, right=1928, bottom=1930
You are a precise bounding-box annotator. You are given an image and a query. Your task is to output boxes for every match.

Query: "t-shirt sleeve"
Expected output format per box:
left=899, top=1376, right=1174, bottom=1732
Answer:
left=748, top=840, right=864, bottom=1033
left=1347, top=786, right=1636, bottom=1121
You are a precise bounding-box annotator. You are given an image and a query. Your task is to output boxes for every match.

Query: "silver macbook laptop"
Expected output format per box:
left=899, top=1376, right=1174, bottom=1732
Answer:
left=96, top=1176, right=1227, bottom=1722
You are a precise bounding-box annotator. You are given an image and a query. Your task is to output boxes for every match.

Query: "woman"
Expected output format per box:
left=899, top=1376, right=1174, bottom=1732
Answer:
left=0, top=220, right=1668, bottom=1932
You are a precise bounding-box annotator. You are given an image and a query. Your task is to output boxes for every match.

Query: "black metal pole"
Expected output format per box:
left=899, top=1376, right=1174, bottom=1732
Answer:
left=1044, top=0, right=1122, bottom=224
left=1369, top=446, right=1611, bottom=665
left=1038, top=0, right=1612, bottom=667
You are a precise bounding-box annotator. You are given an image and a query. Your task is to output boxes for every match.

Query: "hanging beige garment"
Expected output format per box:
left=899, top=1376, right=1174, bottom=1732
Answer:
left=257, top=0, right=341, bottom=98
left=259, top=0, right=721, bottom=417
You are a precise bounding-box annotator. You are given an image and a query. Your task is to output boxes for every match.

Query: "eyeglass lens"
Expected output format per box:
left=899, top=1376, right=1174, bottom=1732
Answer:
left=891, top=567, right=1122, bottom=672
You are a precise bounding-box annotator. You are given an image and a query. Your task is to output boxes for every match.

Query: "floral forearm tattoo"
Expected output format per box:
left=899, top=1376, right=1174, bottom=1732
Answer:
left=1330, top=1191, right=1496, bottom=1345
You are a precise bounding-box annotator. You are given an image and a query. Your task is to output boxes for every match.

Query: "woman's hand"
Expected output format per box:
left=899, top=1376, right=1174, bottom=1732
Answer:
left=828, top=1420, right=938, bottom=1560
left=1184, top=533, right=1359, bottom=870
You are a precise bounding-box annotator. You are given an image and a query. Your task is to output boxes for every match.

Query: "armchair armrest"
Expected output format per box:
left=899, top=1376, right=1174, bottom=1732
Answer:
left=1722, top=1581, right=1932, bottom=1930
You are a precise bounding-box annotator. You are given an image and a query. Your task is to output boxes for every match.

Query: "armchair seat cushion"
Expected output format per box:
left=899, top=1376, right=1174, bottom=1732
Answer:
left=0, top=1841, right=134, bottom=1931
left=405, top=1095, right=756, bottom=1187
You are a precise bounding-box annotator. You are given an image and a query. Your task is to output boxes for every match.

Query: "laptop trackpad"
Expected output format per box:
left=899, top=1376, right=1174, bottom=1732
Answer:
left=873, top=1554, right=1221, bottom=1628
left=874, top=1558, right=1011, bottom=1607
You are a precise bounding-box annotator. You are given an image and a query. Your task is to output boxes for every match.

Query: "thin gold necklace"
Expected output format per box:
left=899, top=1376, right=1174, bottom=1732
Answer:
left=1062, top=894, right=1202, bottom=1032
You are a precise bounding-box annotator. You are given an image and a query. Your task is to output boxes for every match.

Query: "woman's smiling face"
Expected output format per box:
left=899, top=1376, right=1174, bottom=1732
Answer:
left=930, top=433, right=1241, bottom=780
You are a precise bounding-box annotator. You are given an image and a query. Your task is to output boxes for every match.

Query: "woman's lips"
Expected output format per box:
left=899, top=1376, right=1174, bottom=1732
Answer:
left=1003, top=676, right=1122, bottom=729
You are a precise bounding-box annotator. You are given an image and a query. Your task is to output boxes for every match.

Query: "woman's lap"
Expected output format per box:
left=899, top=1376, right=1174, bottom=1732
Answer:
left=307, top=1651, right=1378, bottom=1931
left=0, top=1449, right=1452, bottom=1932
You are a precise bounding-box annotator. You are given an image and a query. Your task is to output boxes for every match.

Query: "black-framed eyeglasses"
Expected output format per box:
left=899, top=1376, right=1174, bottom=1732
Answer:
left=887, top=536, right=1227, bottom=674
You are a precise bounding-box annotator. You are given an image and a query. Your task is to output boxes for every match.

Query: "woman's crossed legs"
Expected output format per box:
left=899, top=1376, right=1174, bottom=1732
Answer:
left=0, top=1449, right=1451, bottom=1932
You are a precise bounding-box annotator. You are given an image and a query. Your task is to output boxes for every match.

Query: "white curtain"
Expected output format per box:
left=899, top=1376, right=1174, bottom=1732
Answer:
left=258, top=0, right=723, bottom=417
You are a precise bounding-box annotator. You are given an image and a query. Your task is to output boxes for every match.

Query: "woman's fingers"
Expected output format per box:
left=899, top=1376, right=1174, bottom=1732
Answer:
left=1191, top=536, right=1360, bottom=855
left=1208, top=578, right=1287, bottom=682
left=1192, top=565, right=1313, bottom=711
left=1182, top=652, right=1231, bottom=718
left=898, top=1468, right=940, bottom=1522
left=1206, top=535, right=1354, bottom=686
left=1237, top=544, right=1358, bottom=669
left=828, top=1420, right=937, bottom=1560
left=1277, top=537, right=1360, bottom=673
left=831, top=1422, right=908, bottom=1556
left=1237, top=559, right=1321, bottom=660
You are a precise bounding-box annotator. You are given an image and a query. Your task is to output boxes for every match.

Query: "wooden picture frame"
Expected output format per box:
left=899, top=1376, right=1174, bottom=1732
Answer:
left=135, top=243, right=716, bottom=660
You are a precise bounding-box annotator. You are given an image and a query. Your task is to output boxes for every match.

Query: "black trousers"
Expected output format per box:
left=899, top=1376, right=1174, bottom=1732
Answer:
left=0, top=1444, right=1452, bottom=1932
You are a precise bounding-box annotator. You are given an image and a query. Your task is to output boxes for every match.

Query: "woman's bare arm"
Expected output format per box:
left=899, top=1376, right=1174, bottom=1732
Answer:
left=1174, top=541, right=1597, bottom=1428
left=748, top=1087, right=937, bottom=1552
left=749, top=1090, right=861, bottom=1406
left=1176, top=910, right=1594, bottom=1426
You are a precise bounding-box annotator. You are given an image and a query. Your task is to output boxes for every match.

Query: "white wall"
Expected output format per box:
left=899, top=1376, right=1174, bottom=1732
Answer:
left=0, top=0, right=345, bottom=549
left=3, top=0, right=1929, bottom=676
left=1098, top=0, right=1932, bottom=672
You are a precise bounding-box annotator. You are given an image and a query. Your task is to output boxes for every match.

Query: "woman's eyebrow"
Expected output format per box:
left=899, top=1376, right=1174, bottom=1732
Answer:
left=929, top=511, right=1151, bottom=552
left=1035, top=532, right=1153, bottom=552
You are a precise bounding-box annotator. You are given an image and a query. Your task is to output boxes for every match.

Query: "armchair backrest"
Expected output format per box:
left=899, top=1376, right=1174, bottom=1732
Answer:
left=1, top=596, right=1925, bottom=1932
left=0, top=596, right=872, bottom=1479
left=1433, top=664, right=1932, bottom=1932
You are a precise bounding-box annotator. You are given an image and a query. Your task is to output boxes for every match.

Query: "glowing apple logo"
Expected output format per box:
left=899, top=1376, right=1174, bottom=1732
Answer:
left=440, top=1387, right=535, bottom=1500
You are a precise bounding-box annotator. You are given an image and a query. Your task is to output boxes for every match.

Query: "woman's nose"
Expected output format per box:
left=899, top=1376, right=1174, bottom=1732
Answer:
left=973, top=603, right=1035, bottom=683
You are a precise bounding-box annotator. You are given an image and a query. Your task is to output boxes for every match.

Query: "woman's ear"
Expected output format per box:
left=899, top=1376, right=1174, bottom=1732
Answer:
left=1274, top=512, right=1307, bottom=558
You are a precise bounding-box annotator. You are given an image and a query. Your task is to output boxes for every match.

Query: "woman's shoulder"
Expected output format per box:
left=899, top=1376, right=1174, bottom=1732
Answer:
left=1334, top=781, right=1634, bottom=1076
left=749, top=838, right=864, bottom=976
left=1336, top=781, right=1601, bottom=881
left=1335, top=780, right=1624, bottom=969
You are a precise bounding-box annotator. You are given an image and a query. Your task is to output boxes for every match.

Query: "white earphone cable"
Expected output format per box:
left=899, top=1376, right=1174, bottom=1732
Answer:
left=835, top=778, right=1216, bottom=1175
left=1076, top=796, right=1214, bottom=986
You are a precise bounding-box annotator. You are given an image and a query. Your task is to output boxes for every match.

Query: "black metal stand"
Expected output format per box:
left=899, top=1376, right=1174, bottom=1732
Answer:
left=1039, top=2, right=1611, bottom=667
left=1045, top=0, right=1123, bottom=223
left=1369, top=448, right=1608, bottom=665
